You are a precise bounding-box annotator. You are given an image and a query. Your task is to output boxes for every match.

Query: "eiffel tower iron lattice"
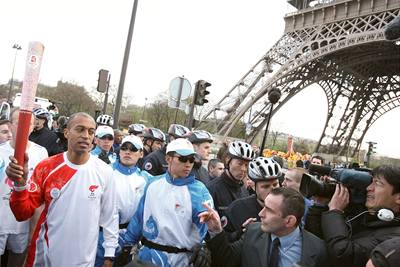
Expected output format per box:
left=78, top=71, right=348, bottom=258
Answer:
left=198, top=0, right=400, bottom=157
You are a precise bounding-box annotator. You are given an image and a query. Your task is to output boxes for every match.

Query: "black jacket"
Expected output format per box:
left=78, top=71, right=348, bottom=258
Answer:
left=141, top=147, right=167, bottom=176
left=29, top=127, right=63, bottom=156
left=320, top=209, right=400, bottom=267
left=207, top=171, right=249, bottom=218
left=192, top=165, right=210, bottom=185
left=225, top=194, right=263, bottom=233
left=207, top=222, right=329, bottom=267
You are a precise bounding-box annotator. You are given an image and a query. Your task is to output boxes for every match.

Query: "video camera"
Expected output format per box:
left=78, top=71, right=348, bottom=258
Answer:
left=300, top=164, right=372, bottom=204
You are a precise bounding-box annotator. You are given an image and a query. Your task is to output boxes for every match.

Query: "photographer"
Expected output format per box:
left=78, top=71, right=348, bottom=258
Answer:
left=305, top=165, right=400, bottom=267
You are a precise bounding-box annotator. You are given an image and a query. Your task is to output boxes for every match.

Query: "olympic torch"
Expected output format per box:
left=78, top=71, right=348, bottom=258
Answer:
left=14, top=42, right=45, bottom=182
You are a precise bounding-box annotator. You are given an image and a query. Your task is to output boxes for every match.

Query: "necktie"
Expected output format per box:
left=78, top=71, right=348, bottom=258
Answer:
left=269, top=237, right=280, bottom=267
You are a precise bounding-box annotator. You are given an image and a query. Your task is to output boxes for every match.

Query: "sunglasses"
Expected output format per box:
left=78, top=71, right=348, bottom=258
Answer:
left=100, top=135, right=114, bottom=141
left=175, top=155, right=195, bottom=163
left=120, top=145, right=139, bottom=152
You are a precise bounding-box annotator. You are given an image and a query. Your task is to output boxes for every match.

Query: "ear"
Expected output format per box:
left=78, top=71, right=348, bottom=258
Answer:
left=139, top=150, right=144, bottom=158
left=225, top=155, right=232, bottom=166
left=394, top=192, right=400, bottom=207
left=165, top=155, right=172, bottom=164
left=285, top=215, right=298, bottom=228
left=64, top=128, right=69, bottom=139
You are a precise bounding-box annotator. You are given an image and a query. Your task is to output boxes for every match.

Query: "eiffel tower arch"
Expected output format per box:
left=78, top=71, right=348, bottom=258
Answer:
left=199, top=0, right=400, bottom=157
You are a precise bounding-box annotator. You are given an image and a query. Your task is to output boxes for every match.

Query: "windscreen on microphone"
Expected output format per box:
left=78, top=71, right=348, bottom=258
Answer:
left=377, top=208, right=395, bottom=222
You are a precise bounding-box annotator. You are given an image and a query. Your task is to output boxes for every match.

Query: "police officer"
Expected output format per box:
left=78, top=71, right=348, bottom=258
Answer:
left=225, top=157, right=281, bottom=239
left=207, top=140, right=256, bottom=218
left=142, top=124, right=190, bottom=175
left=188, top=130, right=213, bottom=185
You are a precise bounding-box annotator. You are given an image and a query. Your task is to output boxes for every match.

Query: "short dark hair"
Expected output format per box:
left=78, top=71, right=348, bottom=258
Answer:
left=270, top=187, right=305, bottom=226
left=311, top=155, right=324, bottom=164
left=67, top=112, right=95, bottom=129
left=208, top=158, right=222, bottom=171
left=295, top=160, right=304, bottom=168
left=372, top=165, right=400, bottom=194
left=0, top=119, right=10, bottom=127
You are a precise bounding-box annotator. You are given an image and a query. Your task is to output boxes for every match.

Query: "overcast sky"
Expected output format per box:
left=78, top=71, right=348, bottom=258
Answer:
left=0, top=0, right=398, bottom=158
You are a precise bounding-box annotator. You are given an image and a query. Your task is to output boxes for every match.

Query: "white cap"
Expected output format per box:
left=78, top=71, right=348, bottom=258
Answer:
left=95, top=125, right=114, bottom=138
left=121, top=135, right=143, bottom=150
left=166, top=138, right=195, bottom=156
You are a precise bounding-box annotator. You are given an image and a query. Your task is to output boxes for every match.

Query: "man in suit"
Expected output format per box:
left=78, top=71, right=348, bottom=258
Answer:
left=200, top=187, right=328, bottom=267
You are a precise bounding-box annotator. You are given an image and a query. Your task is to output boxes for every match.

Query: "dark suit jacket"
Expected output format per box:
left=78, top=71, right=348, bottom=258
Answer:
left=207, top=222, right=328, bottom=267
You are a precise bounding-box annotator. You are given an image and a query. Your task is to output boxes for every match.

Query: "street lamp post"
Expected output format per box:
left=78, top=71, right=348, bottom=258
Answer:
left=141, top=97, right=147, bottom=120
left=114, top=0, right=139, bottom=128
left=7, top=44, right=22, bottom=102
left=260, top=88, right=281, bottom=155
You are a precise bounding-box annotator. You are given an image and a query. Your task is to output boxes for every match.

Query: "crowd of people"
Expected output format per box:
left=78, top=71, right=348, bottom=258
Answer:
left=0, top=108, right=399, bottom=267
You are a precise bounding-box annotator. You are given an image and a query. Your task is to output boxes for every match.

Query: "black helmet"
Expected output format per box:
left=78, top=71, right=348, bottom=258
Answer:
left=168, top=124, right=191, bottom=138
left=143, top=127, right=166, bottom=143
left=188, top=130, right=213, bottom=144
left=128, top=123, right=146, bottom=135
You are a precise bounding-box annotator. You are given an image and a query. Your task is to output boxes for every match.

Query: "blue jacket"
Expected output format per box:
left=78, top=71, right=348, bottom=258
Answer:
left=121, top=172, right=214, bottom=267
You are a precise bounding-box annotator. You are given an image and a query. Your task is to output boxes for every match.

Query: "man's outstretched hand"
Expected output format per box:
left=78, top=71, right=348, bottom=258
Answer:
left=198, top=203, right=222, bottom=233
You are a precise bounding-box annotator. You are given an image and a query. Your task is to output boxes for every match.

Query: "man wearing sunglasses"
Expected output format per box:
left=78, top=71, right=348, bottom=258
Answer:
left=118, top=138, right=213, bottom=267
left=91, top=125, right=117, bottom=165
left=95, top=135, right=151, bottom=266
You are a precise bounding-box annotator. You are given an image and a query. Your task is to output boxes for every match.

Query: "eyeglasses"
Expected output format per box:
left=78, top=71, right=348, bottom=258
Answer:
left=175, top=155, right=195, bottom=163
left=99, top=135, right=114, bottom=141
left=120, top=145, right=139, bottom=152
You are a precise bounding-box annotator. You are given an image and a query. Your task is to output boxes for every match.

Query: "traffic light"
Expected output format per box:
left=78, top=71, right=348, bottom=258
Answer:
left=367, top=142, right=377, bottom=155
left=194, top=80, right=211, bottom=106
left=97, top=69, right=109, bottom=93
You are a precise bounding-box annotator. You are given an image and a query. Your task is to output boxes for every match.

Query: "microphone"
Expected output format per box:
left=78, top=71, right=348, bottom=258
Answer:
left=377, top=209, right=395, bottom=222
left=346, top=208, right=397, bottom=223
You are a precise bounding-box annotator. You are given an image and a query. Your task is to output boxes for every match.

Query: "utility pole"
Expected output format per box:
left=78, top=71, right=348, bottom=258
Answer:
left=114, top=0, right=139, bottom=128
left=7, top=44, right=22, bottom=102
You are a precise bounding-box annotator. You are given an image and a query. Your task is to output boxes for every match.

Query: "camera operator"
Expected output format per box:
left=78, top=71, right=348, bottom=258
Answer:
left=311, top=155, right=324, bottom=166
left=305, top=165, right=400, bottom=267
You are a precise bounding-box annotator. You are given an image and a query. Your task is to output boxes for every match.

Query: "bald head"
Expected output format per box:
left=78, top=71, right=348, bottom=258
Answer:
left=283, top=167, right=306, bottom=192
left=67, top=112, right=95, bottom=129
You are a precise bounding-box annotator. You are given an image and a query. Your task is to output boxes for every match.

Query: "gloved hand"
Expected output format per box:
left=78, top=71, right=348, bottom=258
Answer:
left=189, top=245, right=211, bottom=267
left=115, top=246, right=133, bottom=266
left=98, top=150, right=111, bottom=164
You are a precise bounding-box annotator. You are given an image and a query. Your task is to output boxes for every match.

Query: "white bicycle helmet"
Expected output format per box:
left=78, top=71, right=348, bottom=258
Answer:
left=228, top=140, right=255, bottom=161
left=168, top=124, right=191, bottom=138
left=248, top=157, right=282, bottom=182
left=189, top=130, right=213, bottom=144
left=128, top=123, right=146, bottom=135
left=96, top=114, right=114, bottom=126
left=144, top=127, right=166, bottom=143
left=33, top=107, right=50, bottom=120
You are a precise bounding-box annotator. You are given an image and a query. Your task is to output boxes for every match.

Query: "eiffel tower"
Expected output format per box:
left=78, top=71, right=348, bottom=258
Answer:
left=199, top=0, right=400, bottom=157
